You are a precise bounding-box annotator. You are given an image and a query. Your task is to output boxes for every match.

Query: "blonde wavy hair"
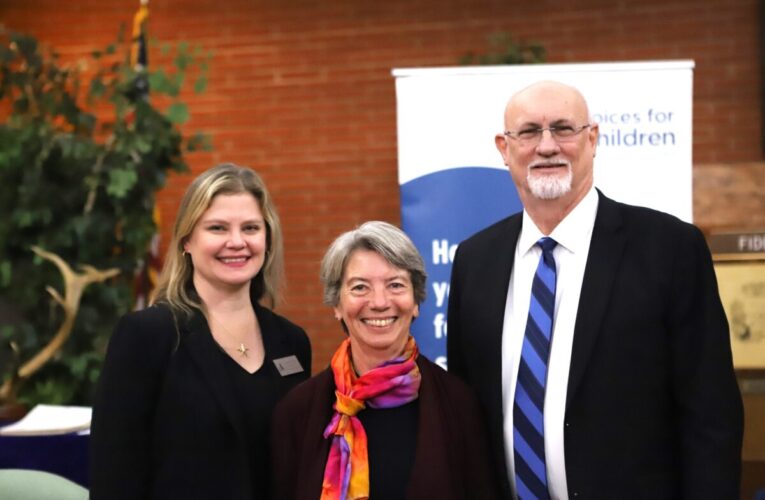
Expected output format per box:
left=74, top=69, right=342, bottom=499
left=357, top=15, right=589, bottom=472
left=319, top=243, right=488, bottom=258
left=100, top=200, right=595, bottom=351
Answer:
left=151, top=163, right=284, bottom=315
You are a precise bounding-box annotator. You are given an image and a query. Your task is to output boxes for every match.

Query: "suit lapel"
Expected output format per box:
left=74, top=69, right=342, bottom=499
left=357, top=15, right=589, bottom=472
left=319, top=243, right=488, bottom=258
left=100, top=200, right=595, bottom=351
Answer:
left=183, top=310, right=248, bottom=442
left=487, top=215, right=523, bottom=348
left=566, top=192, right=626, bottom=409
left=482, top=215, right=522, bottom=497
left=255, top=303, right=307, bottom=394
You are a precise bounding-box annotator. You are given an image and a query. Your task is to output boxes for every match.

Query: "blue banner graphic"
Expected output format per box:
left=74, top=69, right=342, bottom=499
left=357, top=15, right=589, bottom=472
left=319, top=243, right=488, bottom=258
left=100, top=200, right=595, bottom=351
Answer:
left=401, top=167, right=522, bottom=368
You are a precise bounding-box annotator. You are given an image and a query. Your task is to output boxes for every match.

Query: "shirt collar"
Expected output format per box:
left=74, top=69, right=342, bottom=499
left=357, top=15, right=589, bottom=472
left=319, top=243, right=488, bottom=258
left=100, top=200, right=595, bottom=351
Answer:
left=519, top=186, right=599, bottom=255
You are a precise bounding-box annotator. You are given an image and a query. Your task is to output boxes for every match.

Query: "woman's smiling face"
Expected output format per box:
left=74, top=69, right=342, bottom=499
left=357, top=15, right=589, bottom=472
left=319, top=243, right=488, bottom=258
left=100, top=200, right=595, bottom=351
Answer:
left=184, top=192, right=267, bottom=294
left=334, top=249, right=418, bottom=373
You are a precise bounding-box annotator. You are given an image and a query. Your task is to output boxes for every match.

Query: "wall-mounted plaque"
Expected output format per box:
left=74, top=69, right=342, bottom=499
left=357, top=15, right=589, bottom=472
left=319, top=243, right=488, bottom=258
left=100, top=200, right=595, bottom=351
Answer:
left=711, top=231, right=765, bottom=372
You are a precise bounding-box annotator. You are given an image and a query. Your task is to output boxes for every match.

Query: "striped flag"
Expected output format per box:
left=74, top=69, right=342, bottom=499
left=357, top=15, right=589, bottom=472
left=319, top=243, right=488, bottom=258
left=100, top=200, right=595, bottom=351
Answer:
left=130, top=0, right=149, bottom=99
left=129, top=0, right=162, bottom=310
left=133, top=206, right=163, bottom=310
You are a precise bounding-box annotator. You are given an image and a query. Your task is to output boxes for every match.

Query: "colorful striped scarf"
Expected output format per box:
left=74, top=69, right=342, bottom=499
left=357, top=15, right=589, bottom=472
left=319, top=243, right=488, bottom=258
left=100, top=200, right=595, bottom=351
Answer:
left=321, top=336, right=421, bottom=500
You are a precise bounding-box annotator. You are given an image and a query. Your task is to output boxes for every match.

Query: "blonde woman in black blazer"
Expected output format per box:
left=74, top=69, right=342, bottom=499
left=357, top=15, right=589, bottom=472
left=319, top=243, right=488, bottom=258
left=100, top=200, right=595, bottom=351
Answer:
left=91, top=164, right=311, bottom=500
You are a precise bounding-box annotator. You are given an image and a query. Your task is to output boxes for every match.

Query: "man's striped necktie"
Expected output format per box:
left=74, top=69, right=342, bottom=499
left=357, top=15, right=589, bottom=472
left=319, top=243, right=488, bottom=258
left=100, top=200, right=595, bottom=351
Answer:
left=513, top=237, right=557, bottom=500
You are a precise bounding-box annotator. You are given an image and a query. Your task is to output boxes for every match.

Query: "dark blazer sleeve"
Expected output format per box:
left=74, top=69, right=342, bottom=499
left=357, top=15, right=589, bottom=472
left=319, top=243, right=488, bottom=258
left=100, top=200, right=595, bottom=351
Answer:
left=90, top=306, right=177, bottom=500
left=446, top=241, right=468, bottom=378
left=456, top=382, right=502, bottom=500
left=446, top=215, right=519, bottom=499
left=420, top=359, right=502, bottom=500
left=270, top=386, right=304, bottom=500
left=564, top=198, right=743, bottom=498
left=270, top=371, right=333, bottom=500
left=669, top=224, right=743, bottom=497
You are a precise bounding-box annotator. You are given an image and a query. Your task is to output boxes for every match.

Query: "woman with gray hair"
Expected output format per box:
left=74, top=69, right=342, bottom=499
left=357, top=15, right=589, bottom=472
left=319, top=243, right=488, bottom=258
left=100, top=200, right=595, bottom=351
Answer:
left=271, top=221, right=499, bottom=499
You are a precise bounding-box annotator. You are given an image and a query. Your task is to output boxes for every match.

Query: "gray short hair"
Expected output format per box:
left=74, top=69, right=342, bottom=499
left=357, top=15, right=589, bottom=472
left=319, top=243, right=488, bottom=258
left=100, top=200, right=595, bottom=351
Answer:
left=320, top=221, right=427, bottom=307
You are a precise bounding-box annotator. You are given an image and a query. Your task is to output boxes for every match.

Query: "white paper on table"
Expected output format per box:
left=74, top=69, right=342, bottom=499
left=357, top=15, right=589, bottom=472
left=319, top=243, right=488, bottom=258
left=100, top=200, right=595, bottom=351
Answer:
left=0, top=404, right=92, bottom=436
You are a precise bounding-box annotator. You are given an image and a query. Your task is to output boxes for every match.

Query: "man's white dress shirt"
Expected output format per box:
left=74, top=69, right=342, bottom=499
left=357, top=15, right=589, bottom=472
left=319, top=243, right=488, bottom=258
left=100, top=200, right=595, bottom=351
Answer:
left=502, top=187, right=599, bottom=500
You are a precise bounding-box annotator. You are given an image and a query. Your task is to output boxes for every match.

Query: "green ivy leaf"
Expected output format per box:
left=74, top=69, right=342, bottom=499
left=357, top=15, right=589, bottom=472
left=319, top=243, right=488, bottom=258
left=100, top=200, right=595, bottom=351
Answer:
left=175, top=51, right=191, bottom=71
left=26, top=378, right=75, bottom=405
left=70, top=356, right=86, bottom=375
left=193, top=76, right=207, bottom=94
left=89, top=78, right=106, bottom=99
left=148, top=69, right=170, bottom=93
left=106, top=167, right=138, bottom=198
left=0, top=29, right=212, bottom=407
left=186, top=132, right=212, bottom=152
left=14, top=210, right=35, bottom=228
left=166, top=102, right=189, bottom=125
left=0, top=324, right=14, bottom=341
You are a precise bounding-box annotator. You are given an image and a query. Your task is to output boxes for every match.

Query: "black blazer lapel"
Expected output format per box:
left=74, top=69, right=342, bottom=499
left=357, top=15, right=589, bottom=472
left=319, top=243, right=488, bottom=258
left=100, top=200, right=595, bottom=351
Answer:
left=255, top=302, right=309, bottom=395
left=183, top=311, right=249, bottom=443
left=486, top=215, right=524, bottom=348
left=566, top=192, right=627, bottom=409
left=484, top=215, right=522, bottom=437
left=474, top=214, right=522, bottom=499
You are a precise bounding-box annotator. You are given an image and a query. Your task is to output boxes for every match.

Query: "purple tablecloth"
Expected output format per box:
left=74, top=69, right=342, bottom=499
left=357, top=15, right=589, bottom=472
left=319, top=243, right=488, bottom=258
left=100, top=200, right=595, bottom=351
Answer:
left=0, top=432, right=89, bottom=487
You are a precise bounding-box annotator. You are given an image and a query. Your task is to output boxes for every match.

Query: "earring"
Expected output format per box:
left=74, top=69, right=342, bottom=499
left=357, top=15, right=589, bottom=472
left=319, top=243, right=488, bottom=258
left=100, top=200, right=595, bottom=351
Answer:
left=183, top=250, right=189, bottom=257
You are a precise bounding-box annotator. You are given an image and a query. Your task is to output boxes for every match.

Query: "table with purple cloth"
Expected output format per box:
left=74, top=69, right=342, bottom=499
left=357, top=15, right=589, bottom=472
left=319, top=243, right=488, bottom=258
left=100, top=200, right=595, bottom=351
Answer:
left=0, top=431, right=89, bottom=487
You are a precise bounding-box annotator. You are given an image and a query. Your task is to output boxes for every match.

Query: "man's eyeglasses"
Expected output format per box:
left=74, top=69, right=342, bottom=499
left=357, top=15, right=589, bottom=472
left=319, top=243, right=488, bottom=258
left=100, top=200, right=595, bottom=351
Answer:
left=503, top=124, right=591, bottom=144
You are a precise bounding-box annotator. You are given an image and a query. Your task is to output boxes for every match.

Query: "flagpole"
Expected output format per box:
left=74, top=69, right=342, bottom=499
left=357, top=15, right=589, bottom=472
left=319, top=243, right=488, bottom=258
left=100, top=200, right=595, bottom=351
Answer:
left=131, top=0, right=149, bottom=72
left=130, top=0, right=161, bottom=311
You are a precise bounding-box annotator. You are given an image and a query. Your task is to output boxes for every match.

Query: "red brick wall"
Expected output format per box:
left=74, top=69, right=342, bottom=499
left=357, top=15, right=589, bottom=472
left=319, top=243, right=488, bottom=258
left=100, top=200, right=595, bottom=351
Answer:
left=2, top=0, right=761, bottom=370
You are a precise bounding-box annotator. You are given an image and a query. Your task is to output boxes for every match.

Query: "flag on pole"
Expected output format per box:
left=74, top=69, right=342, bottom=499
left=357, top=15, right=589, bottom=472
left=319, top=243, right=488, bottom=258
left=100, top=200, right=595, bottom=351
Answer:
left=129, top=0, right=162, bottom=310
left=130, top=0, right=150, bottom=99
left=133, top=206, right=163, bottom=310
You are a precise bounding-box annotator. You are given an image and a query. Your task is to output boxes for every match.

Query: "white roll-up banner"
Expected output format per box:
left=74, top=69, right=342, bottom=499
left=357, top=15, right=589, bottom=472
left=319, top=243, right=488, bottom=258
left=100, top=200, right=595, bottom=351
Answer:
left=393, top=61, right=694, bottom=368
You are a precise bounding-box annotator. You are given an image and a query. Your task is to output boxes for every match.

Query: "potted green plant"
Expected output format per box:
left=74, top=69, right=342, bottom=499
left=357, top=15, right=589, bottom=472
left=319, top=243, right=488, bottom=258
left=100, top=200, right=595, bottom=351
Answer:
left=460, top=32, right=546, bottom=65
left=0, top=26, right=211, bottom=412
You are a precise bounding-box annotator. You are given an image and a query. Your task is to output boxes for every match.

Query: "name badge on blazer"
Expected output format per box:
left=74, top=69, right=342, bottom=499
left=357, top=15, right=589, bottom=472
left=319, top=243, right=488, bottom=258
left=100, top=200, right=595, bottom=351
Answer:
left=273, top=355, right=304, bottom=376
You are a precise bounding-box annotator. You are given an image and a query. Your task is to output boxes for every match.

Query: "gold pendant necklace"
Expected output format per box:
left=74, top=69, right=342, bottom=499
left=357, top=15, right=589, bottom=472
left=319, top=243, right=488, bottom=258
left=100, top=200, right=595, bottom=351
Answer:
left=209, top=313, right=252, bottom=357
left=236, top=343, right=249, bottom=357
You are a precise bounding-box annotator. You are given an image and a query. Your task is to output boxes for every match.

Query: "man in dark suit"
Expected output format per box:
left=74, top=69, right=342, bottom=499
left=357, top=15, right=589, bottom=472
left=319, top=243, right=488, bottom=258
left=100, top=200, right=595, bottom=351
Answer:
left=447, top=81, right=743, bottom=499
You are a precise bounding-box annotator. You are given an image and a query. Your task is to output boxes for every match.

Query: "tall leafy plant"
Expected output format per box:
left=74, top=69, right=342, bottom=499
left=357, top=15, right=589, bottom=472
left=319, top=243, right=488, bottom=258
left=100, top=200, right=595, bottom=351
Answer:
left=0, top=27, right=211, bottom=406
left=460, top=32, right=546, bottom=65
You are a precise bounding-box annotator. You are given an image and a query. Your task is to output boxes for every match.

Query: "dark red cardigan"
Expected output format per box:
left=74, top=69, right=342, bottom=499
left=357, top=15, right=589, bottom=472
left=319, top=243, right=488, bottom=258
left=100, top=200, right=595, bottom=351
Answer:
left=270, top=355, right=501, bottom=499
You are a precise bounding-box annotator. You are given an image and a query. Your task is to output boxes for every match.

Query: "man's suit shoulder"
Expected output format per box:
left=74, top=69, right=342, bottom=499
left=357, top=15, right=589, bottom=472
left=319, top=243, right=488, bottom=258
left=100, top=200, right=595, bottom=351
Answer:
left=258, top=304, right=309, bottom=343
left=457, top=212, right=522, bottom=253
left=604, top=195, right=705, bottom=244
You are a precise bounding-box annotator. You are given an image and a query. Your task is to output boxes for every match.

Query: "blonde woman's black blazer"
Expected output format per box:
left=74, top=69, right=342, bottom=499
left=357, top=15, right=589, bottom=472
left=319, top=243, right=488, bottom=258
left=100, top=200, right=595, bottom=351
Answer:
left=90, top=300, right=311, bottom=500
